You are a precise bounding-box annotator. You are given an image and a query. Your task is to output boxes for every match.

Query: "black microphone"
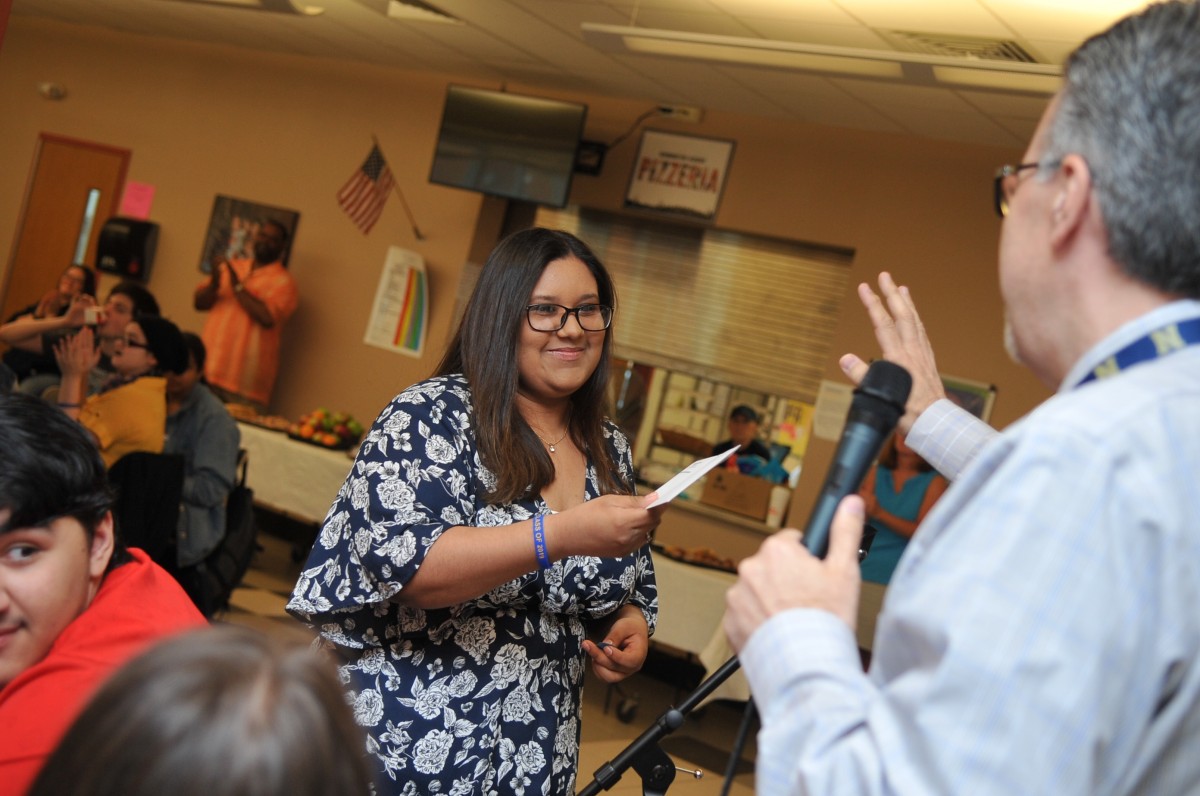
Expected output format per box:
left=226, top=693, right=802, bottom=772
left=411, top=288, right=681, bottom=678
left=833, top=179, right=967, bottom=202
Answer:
left=800, top=360, right=912, bottom=558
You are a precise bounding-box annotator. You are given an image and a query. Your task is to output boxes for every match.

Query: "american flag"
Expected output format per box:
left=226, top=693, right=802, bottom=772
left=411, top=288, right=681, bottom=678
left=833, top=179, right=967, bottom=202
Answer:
left=337, top=145, right=395, bottom=234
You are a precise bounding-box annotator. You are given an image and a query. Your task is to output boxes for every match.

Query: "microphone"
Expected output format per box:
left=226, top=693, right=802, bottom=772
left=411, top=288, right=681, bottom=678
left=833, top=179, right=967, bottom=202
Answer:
left=800, top=360, right=912, bottom=558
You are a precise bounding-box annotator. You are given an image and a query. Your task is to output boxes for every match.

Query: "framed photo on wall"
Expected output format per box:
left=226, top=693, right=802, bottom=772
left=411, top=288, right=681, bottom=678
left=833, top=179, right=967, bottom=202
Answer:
left=941, top=373, right=997, bottom=422
left=199, top=195, right=300, bottom=273
left=624, top=129, right=734, bottom=221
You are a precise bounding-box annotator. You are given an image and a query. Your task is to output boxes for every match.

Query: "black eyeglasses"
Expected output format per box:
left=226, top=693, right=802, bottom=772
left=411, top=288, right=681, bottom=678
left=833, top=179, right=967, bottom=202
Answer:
left=526, top=303, right=613, bottom=332
left=993, top=160, right=1061, bottom=218
left=120, top=337, right=151, bottom=350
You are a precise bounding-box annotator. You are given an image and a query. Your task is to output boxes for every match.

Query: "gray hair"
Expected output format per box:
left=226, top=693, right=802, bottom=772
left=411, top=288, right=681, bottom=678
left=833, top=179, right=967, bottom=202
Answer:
left=1044, top=0, right=1200, bottom=298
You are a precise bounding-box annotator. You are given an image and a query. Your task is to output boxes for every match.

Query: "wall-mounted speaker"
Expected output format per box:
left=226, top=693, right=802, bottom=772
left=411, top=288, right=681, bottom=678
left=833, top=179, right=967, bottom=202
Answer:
left=96, top=217, right=159, bottom=281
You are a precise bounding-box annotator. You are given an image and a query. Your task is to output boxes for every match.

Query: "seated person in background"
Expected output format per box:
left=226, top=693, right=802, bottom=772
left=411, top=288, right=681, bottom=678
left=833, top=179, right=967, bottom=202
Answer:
left=0, top=393, right=205, bottom=795
left=164, top=333, right=240, bottom=574
left=193, top=219, right=299, bottom=412
left=54, top=316, right=188, bottom=468
left=2, top=280, right=160, bottom=399
left=711, top=404, right=772, bottom=461
left=0, top=264, right=96, bottom=385
left=27, top=625, right=376, bottom=796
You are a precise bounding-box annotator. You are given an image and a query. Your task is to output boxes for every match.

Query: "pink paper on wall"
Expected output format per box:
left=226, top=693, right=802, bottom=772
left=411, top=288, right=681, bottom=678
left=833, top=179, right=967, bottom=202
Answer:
left=119, top=181, right=156, bottom=219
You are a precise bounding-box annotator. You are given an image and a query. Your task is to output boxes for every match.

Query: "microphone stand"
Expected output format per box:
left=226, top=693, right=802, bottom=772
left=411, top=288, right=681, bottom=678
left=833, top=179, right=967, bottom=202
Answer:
left=578, top=362, right=911, bottom=794
left=577, top=655, right=743, bottom=795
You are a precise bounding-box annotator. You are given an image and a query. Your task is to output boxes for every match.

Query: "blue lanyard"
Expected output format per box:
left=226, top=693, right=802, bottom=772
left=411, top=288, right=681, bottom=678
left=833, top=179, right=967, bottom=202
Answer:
left=1075, top=317, right=1200, bottom=387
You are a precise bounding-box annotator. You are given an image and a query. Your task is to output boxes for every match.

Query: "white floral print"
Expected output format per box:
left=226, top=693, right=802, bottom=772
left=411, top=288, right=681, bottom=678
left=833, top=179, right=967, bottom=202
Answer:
left=287, top=375, right=656, bottom=794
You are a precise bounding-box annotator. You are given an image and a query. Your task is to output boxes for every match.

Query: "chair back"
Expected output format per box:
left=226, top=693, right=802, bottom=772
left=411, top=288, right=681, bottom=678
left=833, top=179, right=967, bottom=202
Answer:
left=108, top=451, right=185, bottom=568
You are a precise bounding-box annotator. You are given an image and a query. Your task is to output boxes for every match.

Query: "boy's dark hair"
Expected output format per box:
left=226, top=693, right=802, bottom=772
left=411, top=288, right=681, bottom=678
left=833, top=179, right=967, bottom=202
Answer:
left=0, top=393, right=128, bottom=570
left=108, top=281, right=160, bottom=318
left=180, top=331, right=207, bottom=374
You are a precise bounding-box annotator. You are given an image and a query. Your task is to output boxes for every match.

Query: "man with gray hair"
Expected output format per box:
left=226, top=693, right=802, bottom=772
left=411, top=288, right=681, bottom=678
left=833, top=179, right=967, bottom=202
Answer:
left=725, top=2, right=1200, bottom=794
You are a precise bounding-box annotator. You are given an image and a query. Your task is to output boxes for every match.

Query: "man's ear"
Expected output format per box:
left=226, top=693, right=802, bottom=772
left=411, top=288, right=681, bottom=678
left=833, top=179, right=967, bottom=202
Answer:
left=1049, top=153, right=1093, bottom=249
left=89, top=511, right=116, bottom=579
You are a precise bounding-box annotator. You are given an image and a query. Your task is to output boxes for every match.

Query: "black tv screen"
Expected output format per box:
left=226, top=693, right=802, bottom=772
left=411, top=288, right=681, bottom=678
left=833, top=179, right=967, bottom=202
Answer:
left=429, top=85, right=588, bottom=208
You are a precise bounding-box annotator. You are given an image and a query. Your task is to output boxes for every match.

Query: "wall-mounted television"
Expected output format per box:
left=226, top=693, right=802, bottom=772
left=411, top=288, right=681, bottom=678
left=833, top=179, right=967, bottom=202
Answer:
left=429, top=85, right=588, bottom=209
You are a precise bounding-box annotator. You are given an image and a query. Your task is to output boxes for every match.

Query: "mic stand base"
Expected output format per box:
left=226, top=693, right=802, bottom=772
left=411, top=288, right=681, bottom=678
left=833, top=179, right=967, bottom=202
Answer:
left=577, top=656, right=743, bottom=795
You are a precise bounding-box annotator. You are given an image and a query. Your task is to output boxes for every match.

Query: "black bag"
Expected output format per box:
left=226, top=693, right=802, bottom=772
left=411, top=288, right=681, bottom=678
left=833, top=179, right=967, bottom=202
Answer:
left=179, top=450, right=257, bottom=617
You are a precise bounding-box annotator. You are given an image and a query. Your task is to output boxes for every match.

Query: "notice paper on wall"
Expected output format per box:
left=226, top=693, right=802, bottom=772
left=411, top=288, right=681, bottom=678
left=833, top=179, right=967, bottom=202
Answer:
left=646, top=446, right=738, bottom=508
left=812, top=379, right=854, bottom=441
left=118, top=181, right=156, bottom=219
left=364, top=246, right=428, bottom=358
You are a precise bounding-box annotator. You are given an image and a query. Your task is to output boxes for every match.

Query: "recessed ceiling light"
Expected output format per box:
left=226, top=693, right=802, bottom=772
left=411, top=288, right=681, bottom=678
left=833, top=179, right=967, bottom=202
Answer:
left=581, top=23, right=1061, bottom=93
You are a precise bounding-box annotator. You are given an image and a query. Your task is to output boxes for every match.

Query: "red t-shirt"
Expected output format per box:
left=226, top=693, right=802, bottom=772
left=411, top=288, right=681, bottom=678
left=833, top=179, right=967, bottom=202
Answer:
left=0, top=549, right=205, bottom=795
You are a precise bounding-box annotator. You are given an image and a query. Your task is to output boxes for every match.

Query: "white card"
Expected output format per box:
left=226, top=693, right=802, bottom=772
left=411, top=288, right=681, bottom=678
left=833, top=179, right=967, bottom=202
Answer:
left=646, top=446, right=739, bottom=507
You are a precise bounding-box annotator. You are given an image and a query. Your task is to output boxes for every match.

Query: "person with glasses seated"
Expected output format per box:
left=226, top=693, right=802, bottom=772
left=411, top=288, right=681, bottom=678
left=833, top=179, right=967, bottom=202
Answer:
left=2, top=281, right=161, bottom=400
left=53, top=316, right=188, bottom=468
left=287, top=227, right=663, bottom=795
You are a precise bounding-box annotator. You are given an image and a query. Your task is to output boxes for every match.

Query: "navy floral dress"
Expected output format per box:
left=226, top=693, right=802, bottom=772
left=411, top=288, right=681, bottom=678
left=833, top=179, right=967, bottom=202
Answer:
left=286, top=375, right=657, bottom=795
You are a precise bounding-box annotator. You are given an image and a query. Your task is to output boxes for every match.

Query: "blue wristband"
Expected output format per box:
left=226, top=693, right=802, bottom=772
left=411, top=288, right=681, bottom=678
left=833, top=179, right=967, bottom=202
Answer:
left=532, top=514, right=551, bottom=569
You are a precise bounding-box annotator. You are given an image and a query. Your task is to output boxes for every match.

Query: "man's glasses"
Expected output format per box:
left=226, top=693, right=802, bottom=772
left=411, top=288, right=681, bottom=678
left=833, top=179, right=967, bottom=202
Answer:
left=526, top=303, right=613, bottom=332
left=993, top=160, right=1061, bottom=218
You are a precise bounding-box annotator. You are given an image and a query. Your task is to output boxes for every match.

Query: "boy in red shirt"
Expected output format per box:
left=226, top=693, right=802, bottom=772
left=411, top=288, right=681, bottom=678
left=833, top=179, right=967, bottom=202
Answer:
left=0, top=393, right=205, bottom=795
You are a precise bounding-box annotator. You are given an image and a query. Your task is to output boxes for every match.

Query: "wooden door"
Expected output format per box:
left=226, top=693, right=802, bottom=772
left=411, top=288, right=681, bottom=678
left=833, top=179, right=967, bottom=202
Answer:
left=0, top=134, right=129, bottom=323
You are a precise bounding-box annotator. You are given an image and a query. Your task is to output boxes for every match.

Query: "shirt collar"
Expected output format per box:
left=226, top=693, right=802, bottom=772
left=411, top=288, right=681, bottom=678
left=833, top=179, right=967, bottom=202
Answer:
left=1060, top=299, right=1200, bottom=391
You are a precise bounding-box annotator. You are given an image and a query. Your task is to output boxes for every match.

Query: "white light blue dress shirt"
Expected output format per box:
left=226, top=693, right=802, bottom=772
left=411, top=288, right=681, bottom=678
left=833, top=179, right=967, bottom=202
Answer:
left=742, top=300, right=1200, bottom=795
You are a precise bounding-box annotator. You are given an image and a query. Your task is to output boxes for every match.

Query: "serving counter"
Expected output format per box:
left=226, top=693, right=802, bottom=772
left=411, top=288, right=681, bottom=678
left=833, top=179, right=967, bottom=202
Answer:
left=651, top=553, right=751, bottom=703
left=236, top=421, right=354, bottom=525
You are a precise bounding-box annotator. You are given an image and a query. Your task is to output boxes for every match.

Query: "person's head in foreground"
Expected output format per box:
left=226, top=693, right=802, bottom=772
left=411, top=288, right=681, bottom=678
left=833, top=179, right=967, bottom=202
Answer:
left=0, top=392, right=126, bottom=689
left=28, top=625, right=376, bottom=796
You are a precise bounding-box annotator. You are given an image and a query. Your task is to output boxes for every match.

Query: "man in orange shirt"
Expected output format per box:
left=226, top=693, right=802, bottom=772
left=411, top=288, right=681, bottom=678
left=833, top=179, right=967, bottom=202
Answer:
left=0, top=393, right=205, bottom=795
left=194, top=219, right=298, bottom=411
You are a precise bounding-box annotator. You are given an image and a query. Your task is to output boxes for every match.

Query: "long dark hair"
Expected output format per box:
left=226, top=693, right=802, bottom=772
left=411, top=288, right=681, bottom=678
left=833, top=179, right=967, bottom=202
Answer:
left=435, top=227, right=627, bottom=503
left=878, top=433, right=933, bottom=473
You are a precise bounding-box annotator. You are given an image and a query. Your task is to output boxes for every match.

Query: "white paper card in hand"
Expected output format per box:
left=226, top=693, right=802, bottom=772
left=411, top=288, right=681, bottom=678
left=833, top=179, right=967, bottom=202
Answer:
left=646, top=446, right=739, bottom=508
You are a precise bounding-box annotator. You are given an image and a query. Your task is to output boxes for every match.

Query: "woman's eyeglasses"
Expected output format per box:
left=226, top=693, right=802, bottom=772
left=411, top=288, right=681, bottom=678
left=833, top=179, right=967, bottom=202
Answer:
left=120, top=337, right=151, bottom=350
left=526, top=303, right=613, bottom=332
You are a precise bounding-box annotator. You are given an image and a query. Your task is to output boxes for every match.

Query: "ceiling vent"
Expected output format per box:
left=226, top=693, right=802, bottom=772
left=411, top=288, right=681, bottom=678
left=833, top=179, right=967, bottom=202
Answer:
left=159, top=0, right=325, bottom=15
left=881, top=30, right=1040, bottom=64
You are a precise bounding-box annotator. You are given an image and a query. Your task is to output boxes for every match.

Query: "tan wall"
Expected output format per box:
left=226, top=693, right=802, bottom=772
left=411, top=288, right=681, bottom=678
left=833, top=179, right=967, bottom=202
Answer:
left=0, top=17, right=1052, bottom=526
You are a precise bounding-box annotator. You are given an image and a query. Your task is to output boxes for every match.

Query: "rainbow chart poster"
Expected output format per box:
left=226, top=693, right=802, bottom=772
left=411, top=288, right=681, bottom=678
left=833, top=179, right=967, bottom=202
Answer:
left=364, top=246, right=428, bottom=358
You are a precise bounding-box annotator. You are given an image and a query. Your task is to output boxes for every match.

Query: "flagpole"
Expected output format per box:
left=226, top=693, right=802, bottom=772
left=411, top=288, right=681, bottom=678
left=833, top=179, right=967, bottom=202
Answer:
left=372, top=134, right=425, bottom=241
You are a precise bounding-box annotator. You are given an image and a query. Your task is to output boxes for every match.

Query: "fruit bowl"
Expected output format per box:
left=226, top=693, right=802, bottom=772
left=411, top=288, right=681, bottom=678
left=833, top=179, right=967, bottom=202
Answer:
left=287, top=408, right=365, bottom=451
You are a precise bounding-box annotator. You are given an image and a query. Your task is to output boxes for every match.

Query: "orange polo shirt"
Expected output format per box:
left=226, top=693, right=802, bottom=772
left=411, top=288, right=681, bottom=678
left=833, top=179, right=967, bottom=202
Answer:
left=198, top=259, right=298, bottom=406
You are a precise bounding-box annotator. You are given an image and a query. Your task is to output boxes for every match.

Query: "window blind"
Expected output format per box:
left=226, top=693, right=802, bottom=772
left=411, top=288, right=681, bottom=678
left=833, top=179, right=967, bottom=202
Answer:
left=535, top=207, right=853, bottom=403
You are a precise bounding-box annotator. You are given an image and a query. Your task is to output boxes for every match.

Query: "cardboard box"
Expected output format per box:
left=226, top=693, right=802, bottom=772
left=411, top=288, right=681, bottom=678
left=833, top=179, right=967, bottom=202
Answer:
left=700, top=469, right=776, bottom=521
